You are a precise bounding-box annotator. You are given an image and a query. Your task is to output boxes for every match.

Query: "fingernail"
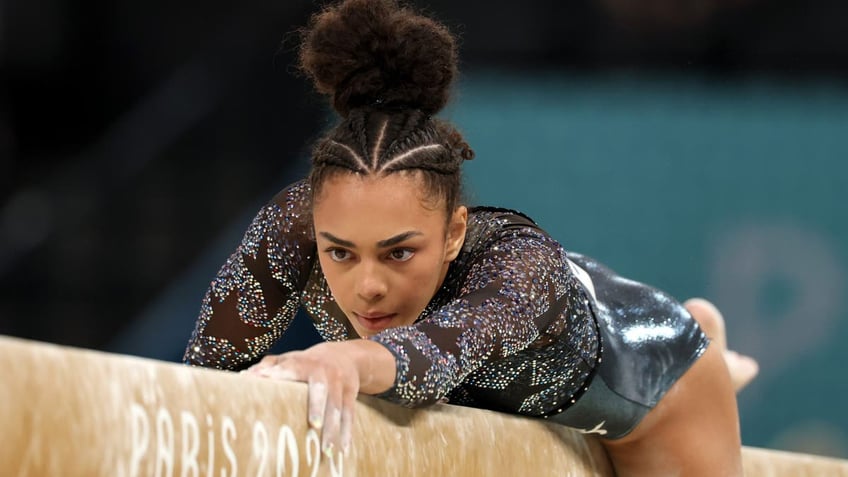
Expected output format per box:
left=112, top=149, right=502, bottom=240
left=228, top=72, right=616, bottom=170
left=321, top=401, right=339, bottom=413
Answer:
left=322, top=442, right=335, bottom=460
left=309, top=415, right=323, bottom=429
left=341, top=432, right=351, bottom=456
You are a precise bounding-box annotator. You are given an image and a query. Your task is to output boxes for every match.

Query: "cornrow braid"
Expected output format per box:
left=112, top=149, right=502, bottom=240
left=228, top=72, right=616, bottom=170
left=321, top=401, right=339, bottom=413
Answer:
left=311, top=140, right=368, bottom=173
left=370, top=117, right=389, bottom=171
left=308, top=108, right=473, bottom=215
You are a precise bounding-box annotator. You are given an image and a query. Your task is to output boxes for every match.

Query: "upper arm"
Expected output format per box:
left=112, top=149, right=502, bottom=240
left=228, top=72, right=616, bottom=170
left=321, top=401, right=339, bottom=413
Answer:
left=425, top=227, right=570, bottom=366
left=184, top=181, right=316, bottom=370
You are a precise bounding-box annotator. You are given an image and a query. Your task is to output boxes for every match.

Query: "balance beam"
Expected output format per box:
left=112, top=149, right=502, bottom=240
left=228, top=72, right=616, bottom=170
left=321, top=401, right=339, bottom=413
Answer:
left=1, top=335, right=846, bottom=476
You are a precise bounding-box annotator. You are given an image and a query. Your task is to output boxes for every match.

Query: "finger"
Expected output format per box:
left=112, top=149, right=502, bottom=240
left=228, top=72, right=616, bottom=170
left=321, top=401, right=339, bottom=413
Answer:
left=307, top=375, right=328, bottom=431
left=246, top=354, right=280, bottom=374
left=260, top=354, right=300, bottom=380
left=262, top=365, right=300, bottom=381
left=249, top=353, right=304, bottom=380
left=320, top=378, right=344, bottom=460
left=340, top=384, right=357, bottom=456
left=322, top=402, right=342, bottom=460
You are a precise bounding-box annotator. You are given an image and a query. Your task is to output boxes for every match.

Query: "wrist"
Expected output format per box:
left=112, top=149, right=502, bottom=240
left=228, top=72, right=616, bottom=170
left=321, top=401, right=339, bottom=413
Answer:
left=330, top=340, right=396, bottom=395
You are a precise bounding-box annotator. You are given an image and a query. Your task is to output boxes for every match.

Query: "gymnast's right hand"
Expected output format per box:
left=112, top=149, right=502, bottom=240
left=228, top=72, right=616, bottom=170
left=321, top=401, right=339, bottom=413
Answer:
left=245, top=340, right=396, bottom=459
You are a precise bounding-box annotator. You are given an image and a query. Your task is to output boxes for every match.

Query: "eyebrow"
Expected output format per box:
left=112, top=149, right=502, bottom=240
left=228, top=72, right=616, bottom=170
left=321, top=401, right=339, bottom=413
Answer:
left=318, top=231, right=423, bottom=249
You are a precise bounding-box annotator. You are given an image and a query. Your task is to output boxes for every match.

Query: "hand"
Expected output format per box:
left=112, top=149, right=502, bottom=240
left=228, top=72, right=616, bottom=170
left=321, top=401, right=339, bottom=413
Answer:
left=246, top=342, right=359, bottom=459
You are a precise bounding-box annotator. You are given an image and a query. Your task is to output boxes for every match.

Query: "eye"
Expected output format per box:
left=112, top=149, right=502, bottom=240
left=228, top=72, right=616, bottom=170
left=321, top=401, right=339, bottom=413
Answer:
left=388, top=248, right=415, bottom=262
left=326, top=248, right=352, bottom=262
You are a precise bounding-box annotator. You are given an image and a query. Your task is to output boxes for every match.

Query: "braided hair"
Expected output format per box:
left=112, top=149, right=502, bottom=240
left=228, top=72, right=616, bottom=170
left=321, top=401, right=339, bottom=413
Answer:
left=299, top=0, right=474, bottom=214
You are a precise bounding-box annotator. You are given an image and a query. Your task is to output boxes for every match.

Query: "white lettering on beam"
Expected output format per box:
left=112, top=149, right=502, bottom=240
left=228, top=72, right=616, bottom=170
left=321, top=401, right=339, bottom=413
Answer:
left=124, top=403, right=344, bottom=476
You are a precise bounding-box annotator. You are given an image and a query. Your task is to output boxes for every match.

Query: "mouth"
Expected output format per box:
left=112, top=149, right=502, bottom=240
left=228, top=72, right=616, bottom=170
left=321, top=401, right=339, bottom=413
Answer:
left=353, top=312, right=397, bottom=333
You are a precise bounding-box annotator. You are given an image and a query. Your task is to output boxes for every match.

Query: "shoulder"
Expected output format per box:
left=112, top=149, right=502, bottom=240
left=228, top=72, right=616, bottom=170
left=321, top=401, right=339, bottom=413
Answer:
left=468, top=206, right=538, bottom=227
left=258, top=179, right=314, bottom=239
left=465, top=206, right=545, bottom=244
left=463, top=206, right=563, bottom=257
left=269, top=179, right=312, bottom=208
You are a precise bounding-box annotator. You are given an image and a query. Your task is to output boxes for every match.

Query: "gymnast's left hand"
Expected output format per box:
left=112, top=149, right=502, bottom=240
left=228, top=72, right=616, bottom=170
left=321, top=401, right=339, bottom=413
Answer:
left=245, top=340, right=396, bottom=459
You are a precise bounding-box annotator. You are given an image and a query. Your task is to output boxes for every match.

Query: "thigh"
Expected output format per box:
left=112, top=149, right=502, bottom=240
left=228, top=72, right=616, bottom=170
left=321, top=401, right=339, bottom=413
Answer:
left=600, top=342, right=743, bottom=477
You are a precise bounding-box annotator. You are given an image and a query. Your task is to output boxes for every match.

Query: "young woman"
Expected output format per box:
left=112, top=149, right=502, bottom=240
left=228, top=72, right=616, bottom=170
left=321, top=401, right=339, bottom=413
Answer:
left=184, top=0, right=758, bottom=474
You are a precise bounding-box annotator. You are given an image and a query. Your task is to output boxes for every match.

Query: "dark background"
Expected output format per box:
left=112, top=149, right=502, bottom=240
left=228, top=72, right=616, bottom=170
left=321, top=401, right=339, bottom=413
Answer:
left=2, top=0, right=847, bottom=455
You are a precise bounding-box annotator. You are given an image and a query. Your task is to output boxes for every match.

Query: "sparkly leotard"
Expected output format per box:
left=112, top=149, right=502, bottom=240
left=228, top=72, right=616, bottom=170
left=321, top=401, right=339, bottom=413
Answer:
left=184, top=180, right=708, bottom=438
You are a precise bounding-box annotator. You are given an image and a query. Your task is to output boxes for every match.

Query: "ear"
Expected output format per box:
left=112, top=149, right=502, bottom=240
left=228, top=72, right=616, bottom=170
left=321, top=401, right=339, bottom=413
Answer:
left=444, top=206, right=467, bottom=262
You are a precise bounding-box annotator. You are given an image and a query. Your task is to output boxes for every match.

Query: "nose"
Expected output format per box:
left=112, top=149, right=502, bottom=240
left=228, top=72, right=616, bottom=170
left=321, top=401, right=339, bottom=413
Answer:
left=355, top=261, right=388, bottom=301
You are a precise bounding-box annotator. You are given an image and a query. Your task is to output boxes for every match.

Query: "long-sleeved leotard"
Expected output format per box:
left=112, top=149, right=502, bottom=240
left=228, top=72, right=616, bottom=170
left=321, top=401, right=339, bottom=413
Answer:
left=185, top=180, right=707, bottom=438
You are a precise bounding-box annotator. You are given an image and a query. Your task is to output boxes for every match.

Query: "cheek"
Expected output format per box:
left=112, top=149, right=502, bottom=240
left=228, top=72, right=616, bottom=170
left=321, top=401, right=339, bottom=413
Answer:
left=316, top=257, right=348, bottom=298
left=403, top=257, right=444, bottom=293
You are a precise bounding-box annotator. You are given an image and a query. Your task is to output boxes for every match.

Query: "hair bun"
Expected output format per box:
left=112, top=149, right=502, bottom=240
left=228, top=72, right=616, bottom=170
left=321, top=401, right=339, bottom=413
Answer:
left=299, top=0, right=458, bottom=117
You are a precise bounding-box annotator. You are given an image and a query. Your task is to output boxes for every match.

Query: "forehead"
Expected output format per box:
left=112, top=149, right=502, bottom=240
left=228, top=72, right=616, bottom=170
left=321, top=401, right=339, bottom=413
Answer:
left=312, top=173, right=444, bottom=238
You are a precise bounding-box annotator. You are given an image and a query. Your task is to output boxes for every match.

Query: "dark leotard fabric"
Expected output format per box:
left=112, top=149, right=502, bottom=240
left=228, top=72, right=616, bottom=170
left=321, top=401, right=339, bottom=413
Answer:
left=184, top=180, right=708, bottom=438
left=544, top=253, right=709, bottom=437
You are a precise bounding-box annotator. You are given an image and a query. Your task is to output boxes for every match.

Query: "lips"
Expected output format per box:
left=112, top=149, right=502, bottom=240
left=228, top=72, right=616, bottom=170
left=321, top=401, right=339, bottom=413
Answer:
left=353, top=312, right=397, bottom=332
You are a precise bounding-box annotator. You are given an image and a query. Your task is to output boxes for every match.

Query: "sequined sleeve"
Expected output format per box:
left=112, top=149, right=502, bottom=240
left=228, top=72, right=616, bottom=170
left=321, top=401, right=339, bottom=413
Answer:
left=370, top=221, right=575, bottom=407
left=183, top=181, right=316, bottom=370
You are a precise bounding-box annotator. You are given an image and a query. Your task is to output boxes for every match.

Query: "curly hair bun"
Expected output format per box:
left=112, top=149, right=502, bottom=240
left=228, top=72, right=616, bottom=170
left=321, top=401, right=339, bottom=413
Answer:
left=299, top=0, right=458, bottom=117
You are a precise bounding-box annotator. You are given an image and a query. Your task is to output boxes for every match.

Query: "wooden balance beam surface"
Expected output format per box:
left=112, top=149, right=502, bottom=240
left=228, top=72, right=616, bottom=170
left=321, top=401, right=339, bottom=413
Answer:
left=1, top=335, right=847, bottom=477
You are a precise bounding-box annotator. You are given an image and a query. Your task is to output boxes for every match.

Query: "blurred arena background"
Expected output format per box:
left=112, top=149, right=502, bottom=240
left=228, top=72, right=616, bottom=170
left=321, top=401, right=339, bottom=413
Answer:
left=1, top=0, right=846, bottom=458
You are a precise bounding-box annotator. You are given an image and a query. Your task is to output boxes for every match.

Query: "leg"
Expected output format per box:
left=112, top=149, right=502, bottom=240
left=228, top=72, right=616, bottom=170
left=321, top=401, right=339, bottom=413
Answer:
left=684, top=298, right=759, bottom=392
left=600, top=341, right=744, bottom=476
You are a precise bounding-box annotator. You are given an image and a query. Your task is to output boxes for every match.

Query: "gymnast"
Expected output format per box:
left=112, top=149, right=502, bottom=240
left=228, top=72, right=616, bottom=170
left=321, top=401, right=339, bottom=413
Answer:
left=184, top=0, right=759, bottom=474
